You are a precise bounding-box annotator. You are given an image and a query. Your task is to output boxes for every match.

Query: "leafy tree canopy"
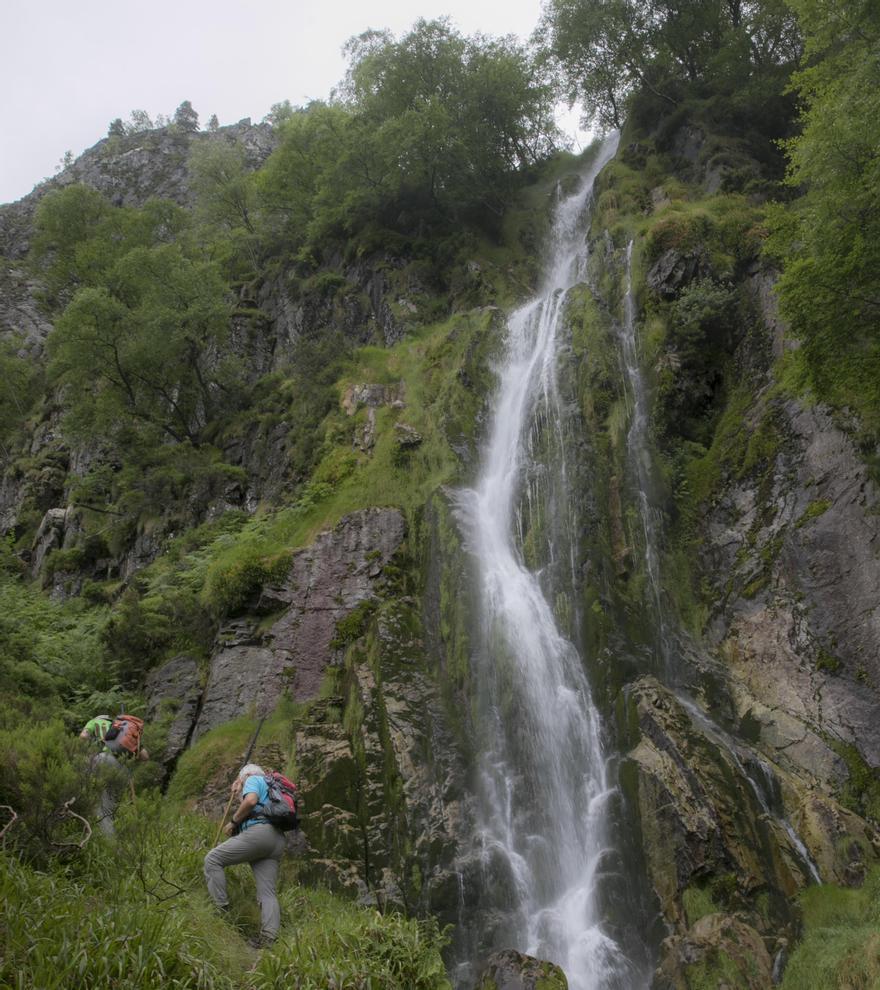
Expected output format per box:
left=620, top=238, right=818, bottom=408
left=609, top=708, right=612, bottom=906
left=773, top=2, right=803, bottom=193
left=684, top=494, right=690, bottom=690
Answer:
left=766, top=0, right=880, bottom=433
left=257, top=19, right=558, bottom=252
left=540, top=0, right=801, bottom=128
left=33, top=186, right=241, bottom=447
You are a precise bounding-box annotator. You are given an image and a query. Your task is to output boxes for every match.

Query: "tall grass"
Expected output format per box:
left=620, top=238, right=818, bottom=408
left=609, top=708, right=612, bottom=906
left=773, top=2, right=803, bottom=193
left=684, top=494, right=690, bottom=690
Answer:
left=1, top=800, right=450, bottom=989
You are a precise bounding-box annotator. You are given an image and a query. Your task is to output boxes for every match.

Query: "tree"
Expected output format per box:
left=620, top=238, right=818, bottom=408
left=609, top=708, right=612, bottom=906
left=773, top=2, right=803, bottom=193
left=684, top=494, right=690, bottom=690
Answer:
left=0, top=336, right=41, bottom=455
left=540, top=0, right=800, bottom=128
left=188, top=139, right=260, bottom=271
left=173, top=100, right=199, bottom=132
left=33, top=185, right=189, bottom=302
left=766, top=0, right=880, bottom=431
left=108, top=118, right=126, bottom=137
left=49, top=244, right=237, bottom=445
left=128, top=109, right=153, bottom=132
left=342, top=19, right=558, bottom=219
left=207, top=113, right=220, bottom=132
left=264, top=101, right=293, bottom=128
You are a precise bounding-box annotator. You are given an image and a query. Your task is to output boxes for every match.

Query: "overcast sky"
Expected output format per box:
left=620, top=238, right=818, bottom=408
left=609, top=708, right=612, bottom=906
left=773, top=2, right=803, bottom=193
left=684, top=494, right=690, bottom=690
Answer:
left=2, top=0, right=586, bottom=206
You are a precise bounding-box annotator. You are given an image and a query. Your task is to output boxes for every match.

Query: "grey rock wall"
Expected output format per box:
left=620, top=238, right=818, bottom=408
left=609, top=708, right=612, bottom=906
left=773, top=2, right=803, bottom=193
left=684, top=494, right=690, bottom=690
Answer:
left=192, top=507, right=406, bottom=738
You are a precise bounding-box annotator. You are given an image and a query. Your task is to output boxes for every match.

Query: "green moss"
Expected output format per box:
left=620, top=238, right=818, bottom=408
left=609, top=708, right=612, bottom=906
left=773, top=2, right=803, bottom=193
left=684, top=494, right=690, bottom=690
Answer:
left=685, top=949, right=754, bottom=990
left=330, top=599, right=379, bottom=649
left=797, top=498, right=832, bottom=528
left=816, top=648, right=842, bottom=674
left=683, top=885, right=719, bottom=926
left=826, top=739, right=880, bottom=823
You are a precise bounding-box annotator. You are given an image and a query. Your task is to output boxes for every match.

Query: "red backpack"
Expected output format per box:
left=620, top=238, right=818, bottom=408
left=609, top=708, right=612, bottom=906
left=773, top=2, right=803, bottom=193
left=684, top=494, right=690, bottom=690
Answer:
left=262, top=771, right=299, bottom=831
left=104, top=714, right=144, bottom=756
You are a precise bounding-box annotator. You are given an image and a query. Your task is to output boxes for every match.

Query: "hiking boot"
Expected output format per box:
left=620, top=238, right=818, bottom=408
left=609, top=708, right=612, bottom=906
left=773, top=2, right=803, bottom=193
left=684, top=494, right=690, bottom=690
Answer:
left=247, top=934, right=275, bottom=950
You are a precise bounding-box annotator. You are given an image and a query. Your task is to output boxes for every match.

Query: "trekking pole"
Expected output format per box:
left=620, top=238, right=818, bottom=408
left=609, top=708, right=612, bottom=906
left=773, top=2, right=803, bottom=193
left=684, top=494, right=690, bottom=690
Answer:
left=212, top=716, right=266, bottom=847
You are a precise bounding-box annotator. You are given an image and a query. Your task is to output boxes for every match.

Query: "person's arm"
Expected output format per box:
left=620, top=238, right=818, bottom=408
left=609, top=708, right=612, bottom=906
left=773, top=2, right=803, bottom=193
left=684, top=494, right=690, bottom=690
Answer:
left=223, top=792, right=259, bottom=836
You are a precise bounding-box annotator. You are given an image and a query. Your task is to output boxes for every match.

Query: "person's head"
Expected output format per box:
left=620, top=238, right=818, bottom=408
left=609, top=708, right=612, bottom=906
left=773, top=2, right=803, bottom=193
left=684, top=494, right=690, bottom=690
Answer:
left=238, top=763, right=264, bottom=782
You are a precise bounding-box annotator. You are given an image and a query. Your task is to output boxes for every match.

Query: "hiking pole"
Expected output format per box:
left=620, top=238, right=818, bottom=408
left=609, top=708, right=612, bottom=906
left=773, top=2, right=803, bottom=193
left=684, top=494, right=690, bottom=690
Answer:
left=212, top=716, right=266, bottom=847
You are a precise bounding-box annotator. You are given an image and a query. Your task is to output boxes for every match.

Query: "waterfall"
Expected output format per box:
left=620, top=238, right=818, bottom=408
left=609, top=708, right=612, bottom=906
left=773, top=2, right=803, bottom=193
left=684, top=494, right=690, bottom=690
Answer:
left=619, top=241, right=670, bottom=670
left=455, top=135, right=650, bottom=990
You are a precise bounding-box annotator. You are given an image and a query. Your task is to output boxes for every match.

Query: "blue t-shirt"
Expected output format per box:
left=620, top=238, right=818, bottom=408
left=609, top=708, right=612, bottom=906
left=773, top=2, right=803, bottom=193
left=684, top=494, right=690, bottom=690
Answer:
left=240, top=775, right=269, bottom=831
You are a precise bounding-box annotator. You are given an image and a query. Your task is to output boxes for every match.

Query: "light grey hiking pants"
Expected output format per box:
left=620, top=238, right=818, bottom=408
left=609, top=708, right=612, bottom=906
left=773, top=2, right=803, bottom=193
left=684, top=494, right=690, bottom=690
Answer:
left=204, top=823, right=286, bottom=939
left=90, top=751, right=127, bottom=837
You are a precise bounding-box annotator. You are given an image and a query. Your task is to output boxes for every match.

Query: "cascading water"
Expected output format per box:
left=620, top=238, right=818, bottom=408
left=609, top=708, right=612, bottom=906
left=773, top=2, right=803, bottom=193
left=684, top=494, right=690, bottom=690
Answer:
left=616, top=241, right=822, bottom=886
left=455, top=136, right=651, bottom=990
left=618, top=241, right=670, bottom=671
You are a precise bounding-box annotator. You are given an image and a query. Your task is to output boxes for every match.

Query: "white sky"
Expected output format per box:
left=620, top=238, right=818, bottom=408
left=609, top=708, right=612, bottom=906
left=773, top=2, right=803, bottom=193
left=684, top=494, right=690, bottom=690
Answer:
left=1, top=0, right=587, bottom=206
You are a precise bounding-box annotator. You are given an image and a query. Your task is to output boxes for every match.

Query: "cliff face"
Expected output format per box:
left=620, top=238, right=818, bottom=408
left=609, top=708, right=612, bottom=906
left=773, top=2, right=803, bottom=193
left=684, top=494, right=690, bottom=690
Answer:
left=562, top=121, right=880, bottom=985
left=3, top=109, right=879, bottom=987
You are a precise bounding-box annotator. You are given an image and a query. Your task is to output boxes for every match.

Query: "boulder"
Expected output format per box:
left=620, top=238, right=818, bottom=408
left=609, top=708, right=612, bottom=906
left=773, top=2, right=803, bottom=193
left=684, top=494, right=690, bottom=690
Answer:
left=475, top=949, right=568, bottom=990
left=655, top=914, right=773, bottom=990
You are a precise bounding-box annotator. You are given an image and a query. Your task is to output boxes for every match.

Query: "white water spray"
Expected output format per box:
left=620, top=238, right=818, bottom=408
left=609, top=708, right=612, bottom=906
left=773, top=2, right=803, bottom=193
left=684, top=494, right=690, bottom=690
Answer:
left=456, top=136, right=648, bottom=990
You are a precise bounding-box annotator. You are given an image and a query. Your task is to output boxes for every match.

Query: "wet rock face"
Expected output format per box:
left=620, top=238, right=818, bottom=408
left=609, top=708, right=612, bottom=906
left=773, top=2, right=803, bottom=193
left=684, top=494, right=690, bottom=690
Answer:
left=625, top=677, right=805, bottom=930
left=626, top=673, right=880, bottom=982
left=702, top=395, right=880, bottom=774
left=474, top=949, right=568, bottom=990
left=144, top=654, right=202, bottom=765
left=192, top=507, right=406, bottom=739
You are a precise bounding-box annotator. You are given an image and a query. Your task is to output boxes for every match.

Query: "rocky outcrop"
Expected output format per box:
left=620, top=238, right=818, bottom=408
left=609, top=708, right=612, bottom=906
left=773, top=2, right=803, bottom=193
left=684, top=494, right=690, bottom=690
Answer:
left=646, top=249, right=709, bottom=298
left=192, top=507, right=406, bottom=738
left=624, top=678, right=810, bottom=929
left=705, top=397, right=880, bottom=774
left=144, top=654, right=203, bottom=766
left=0, top=263, right=52, bottom=351
left=475, top=949, right=568, bottom=990
left=0, top=119, right=275, bottom=258
left=655, top=914, right=773, bottom=990
left=255, top=254, right=429, bottom=371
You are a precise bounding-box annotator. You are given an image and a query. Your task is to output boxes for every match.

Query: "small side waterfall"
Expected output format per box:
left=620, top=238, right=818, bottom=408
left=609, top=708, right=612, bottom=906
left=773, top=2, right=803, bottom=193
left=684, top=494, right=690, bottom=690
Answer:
left=616, top=242, right=822, bottom=887
left=456, top=137, right=651, bottom=990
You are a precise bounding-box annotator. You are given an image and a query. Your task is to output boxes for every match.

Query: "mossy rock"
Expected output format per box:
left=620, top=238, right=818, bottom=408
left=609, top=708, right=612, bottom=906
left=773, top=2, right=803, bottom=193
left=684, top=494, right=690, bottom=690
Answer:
left=657, top=913, right=773, bottom=989
left=476, top=949, right=568, bottom=990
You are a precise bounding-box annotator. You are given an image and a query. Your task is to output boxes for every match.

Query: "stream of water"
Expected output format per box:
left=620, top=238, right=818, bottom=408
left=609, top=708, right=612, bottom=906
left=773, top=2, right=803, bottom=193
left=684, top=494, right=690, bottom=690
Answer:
left=456, top=136, right=650, bottom=990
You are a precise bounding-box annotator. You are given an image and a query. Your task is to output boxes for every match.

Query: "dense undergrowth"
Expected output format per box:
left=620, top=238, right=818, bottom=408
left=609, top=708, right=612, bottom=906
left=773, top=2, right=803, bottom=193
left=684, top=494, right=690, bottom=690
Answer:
left=1, top=803, right=450, bottom=990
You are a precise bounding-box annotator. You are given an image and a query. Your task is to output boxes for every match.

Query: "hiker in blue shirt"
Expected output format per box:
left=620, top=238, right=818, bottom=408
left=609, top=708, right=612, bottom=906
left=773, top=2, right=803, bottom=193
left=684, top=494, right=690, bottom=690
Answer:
left=204, top=764, right=286, bottom=947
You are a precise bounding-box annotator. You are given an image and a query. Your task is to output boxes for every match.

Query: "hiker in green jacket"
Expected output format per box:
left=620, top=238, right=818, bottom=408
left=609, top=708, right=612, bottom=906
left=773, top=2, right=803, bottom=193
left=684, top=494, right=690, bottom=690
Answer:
left=204, top=764, right=286, bottom=947
left=79, top=714, right=148, bottom=836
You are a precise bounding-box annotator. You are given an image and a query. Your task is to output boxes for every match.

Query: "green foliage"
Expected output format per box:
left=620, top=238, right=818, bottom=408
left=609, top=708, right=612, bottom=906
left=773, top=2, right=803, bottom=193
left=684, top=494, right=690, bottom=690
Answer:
left=781, top=867, right=880, bottom=989
left=330, top=598, right=379, bottom=649
left=0, top=719, right=100, bottom=863
left=0, top=333, right=42, bottom=451
left=174, top=100, right=200, bottom=133
left=188, top=138, right=260, bottom=272
left=258, top=20, right=557, bottom=253
left=0, top=573, right=114, bottom=722
left=48, top=241, right=239, bottom=445
left=767, top=0, right=880, bottom=438
left=251, top=889, right=450, bottom=989
left=654, top=278, right=738, bottom=444
left=541, top=0, right=800, bottom=128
